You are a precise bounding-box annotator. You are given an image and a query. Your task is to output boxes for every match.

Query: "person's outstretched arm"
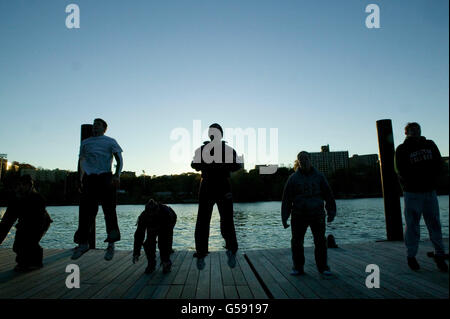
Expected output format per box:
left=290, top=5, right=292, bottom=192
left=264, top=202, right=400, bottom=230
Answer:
left=0, top=205, right=19, bottom=245
left=133, top=214, right=146, bottom=259
left=281, top=176, right=294, bottom=228
left=320, top=175, right=336, bottom=222
left=112, top=152, right=123, bottom=187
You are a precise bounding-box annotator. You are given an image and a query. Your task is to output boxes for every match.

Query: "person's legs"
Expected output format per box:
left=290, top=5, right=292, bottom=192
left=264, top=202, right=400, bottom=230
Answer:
left=310, top=217, right=328, bottom=273
left=143, top=235, right=157, bottom=273
left=422, top=191, right=448, bottom=271
left=290, top=216, right=309, bottom=273
left=76, top=174, right=99, bottom=245
left=422, top=191, right=445, bottom=256
left=72, top=175, right=99, bottom=259
left=13, top=234, right=42, bottom=270
left=100, top=173, right=120, bottom=243
left=194, top=193, right=215, bottom=259
left=403, top=192, right=422, bottom=258
left=216, top=192, right=238, bottom=254
left=158, top=230, right=172, bottom=273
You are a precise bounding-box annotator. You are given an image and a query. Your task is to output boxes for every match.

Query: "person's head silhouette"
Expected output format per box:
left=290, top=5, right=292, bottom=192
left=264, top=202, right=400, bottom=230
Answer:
left=208, top=123, right=223, bottom=142
left=404, top=122, right=421, bottom=138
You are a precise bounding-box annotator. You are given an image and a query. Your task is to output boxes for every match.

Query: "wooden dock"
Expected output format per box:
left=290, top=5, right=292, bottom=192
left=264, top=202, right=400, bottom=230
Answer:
left=0, top=239, right=448, bottom=299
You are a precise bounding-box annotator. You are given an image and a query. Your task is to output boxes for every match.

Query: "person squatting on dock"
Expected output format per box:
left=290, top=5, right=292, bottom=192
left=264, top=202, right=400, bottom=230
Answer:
left=282, top=151, right=336, bottom=277
left=395, top=122, right=448, bottom=272
left=0, top=175, right=53, bottom=271
left=72, top=118, right=123, bottom=261
left=132, top=199, right=177, bottom=274
left=191, top=123, right=243, bottom=270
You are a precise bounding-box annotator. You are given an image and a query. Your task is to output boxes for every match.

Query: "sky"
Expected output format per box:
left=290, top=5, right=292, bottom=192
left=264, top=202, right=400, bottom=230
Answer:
left=0, top=0, right=448, bottom=176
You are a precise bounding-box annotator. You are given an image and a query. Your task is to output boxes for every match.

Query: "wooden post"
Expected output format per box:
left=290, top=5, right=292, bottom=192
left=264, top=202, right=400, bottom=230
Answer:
left=80, top=124, right=95, bottom=249
left=376, top=119, right=404, bottom=241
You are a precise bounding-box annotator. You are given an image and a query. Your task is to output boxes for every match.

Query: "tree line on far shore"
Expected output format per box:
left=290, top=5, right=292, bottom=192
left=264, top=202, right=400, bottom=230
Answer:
left=0, top=163, right=448, bottom=206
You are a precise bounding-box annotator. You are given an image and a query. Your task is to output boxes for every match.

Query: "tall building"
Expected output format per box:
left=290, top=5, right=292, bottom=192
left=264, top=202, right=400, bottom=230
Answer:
left=349, top=154, right=379, bottom=169
left=309, top=145, right=349, bottom=177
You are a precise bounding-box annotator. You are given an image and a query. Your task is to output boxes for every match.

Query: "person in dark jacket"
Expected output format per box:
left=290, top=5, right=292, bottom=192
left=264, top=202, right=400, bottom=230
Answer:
left=0, top=175, right=52, bottom=272
left=281, top=151, right=336, bottom=276
left=132, top=199, right=177, bottom=274
left=191, top=123, right=243, bottom=270
left=395, top=122, right=448, bottom=272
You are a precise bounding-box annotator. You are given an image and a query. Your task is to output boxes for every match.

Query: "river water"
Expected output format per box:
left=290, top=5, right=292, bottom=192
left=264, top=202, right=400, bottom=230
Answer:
left=0, top=196, right=448, bottom=251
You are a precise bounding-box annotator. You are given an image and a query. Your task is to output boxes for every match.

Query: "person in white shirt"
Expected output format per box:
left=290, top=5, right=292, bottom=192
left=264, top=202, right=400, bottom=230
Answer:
left=72, top=118, right=123, bottom=261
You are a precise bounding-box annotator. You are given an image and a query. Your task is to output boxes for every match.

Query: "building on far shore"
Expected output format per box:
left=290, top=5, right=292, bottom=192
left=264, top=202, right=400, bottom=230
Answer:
left=309, top=145, right=349, bottom=177
left=349, top=154, right=379, bottom=169
left=21, top=168, right=69, bottom=183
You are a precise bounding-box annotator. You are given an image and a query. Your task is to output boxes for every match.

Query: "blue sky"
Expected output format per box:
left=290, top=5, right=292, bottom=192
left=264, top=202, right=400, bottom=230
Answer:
left=0, top=0, right=448, bottom=175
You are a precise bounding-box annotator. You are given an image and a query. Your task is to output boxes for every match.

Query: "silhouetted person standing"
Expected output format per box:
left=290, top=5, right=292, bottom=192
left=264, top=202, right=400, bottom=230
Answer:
left=72, top=118, right=123, bottom=261
left=0, top=175, right=52, bottom=271
left=282, top=151, right=336, bottom=277
left=395, top=122, right=448, bottom=272
left=133, top=199, right=177, bottom=274
left=191, top=123, right=243, bottom=270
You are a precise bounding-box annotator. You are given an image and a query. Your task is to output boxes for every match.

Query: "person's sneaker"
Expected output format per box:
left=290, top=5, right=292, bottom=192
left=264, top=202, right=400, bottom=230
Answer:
left=434, top=256, right=449, bottom=272
left=196, top=257, right=205, bottom=270
left=407, top=257, right=420, bottom=271
left=104, top=243, right=115, bottom=261
left=226, top=250, right=236, bottom=268
left=162, top=261, right=172, bottom=274
left=290, top=267, right=305, bottom=276
left=71, top=243, right=89, bottom=260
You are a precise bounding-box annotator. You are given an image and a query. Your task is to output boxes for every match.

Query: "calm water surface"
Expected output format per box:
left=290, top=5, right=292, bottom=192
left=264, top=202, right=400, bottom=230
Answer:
left=0, top=196, right=448, bottom=251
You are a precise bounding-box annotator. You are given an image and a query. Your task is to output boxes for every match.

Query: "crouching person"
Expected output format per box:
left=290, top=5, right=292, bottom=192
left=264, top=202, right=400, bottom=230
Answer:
left=0, top=175, right=53, bottom=272
left=132, top=199, right=177, bottom=274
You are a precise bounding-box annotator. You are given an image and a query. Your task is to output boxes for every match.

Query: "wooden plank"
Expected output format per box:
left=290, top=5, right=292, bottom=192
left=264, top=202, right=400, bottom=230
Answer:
left=347, top=242, right=448, bottom=297
left=101, top=255, right=148, bottom=298
left=181, top=256, right=199, bottom=299
left=219, top=251, right=234, bottom=286
left=0, top=250, right=72, bottom=285
left=165, top=285, right=184, bottom=299
left=48, top=250, right=130, bottom=299
left=31, top=250, right=113, bottom=299
left=136, top=285, right=158, bottom=299
left=62, top=251, right=134, bottom=299
left=61, top=250, right=132, bottom=299
left=151, top=284, right=171, bottom=299
left=262, top=248, right=320, bottom=299
left=223, top=285, right=239, bottom=299
left=210, top=252, right=224, bottom=299
left=326, top=249, right=396, bottom=298
left=173, top=250, right=194, bottom=285
left=236, top=285, right=253, bottom=299
left=350, top=244, right=448, bottom=297
left=0, top=250, right=80, bottom=298
left=334, top=247, right=430, bottom=298
left=235, top=253, right=267, bottom=299
left=195, top=254, right=211, bottom=299
left=245, top=251, right=289, bottom=299
left=272, top=248, right=351, bottom=299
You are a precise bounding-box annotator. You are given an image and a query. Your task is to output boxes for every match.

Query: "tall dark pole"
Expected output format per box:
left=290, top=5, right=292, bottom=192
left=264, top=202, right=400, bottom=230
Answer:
left=80, top=124, right=95, bottom=249
left=376, top=119, right=404, bottom=241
